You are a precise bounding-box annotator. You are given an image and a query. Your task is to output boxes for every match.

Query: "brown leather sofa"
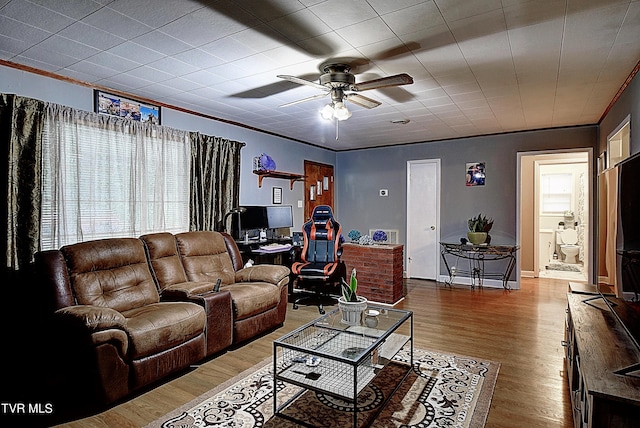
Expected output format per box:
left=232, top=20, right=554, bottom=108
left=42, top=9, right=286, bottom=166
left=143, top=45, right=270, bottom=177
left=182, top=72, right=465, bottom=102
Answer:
left=35, top=231, right=289, bottom=406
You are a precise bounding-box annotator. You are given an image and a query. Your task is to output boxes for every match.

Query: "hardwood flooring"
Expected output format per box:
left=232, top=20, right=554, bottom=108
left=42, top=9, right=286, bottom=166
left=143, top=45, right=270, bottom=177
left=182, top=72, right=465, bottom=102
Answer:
left=52, top=277, right=575, bottom=427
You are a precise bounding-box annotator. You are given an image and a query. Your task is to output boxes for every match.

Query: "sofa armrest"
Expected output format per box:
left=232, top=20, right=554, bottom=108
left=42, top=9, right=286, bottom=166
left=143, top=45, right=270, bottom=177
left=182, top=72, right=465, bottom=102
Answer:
left=55, top=305, right=126, bottom=331
left=235, top=265, right=290, bottom=285
left=53, top=305, right=129, bottom=359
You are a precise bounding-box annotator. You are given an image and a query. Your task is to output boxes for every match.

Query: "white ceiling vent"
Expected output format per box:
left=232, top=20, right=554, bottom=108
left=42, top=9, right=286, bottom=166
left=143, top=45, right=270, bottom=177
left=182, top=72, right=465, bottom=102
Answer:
left=369, top=229, right=399, bottom=244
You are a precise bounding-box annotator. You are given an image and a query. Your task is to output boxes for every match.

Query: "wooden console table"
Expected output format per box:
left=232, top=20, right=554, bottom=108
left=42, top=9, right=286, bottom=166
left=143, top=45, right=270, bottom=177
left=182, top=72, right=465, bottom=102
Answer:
left=440, top=242, right=519, bottom=289
left=564, top=293, right=640, bottom=427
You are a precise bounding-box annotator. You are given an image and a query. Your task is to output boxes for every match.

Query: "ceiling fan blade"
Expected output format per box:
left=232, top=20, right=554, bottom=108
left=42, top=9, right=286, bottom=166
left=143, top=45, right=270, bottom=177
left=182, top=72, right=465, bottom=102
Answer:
left=352, top=73, right=414, bottom=91
left=277, top=75, right=327, bottom=91
left=279, top=93, right=329, bottom=108
left=346, top=94, right=381, bottom=109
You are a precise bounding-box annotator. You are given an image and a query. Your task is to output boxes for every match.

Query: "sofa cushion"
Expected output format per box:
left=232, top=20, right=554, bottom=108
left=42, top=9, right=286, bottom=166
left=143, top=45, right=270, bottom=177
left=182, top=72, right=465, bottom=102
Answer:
left=222, top=282, right=282, bottom=320
left=122, top=301, right=205, bottom=359
left=61, top=238, right=159, bottom=313
left=175, top=231, right=236, bottom=285
left=140, top=232, right=189, bottom=291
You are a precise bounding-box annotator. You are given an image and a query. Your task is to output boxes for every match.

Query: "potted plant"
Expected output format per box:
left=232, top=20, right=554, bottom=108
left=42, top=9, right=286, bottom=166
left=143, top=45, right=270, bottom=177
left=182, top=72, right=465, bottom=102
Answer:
left=467, top=214, right=493, bottom=245
left=338, top=268, right=367, bottom=325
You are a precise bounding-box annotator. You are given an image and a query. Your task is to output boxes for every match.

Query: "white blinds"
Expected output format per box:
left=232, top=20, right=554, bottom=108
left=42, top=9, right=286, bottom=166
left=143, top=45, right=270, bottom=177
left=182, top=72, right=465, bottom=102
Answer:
left=40, top=104, right=190, bottom=249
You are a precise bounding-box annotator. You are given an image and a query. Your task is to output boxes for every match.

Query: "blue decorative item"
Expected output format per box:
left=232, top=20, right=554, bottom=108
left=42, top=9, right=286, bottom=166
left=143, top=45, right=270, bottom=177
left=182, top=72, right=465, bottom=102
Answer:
left=358, top=235, right=373, bottom=245
left=372, top=230, right=387, bottom=242
left=258, top=153, right=276, bottom=171
left=347, top=229, right=361, bottom=242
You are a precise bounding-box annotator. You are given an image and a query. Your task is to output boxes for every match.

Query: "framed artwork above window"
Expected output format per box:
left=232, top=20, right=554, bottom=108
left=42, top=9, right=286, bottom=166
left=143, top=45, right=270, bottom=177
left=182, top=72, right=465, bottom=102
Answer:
left=95, top=90, right=161, bottom=124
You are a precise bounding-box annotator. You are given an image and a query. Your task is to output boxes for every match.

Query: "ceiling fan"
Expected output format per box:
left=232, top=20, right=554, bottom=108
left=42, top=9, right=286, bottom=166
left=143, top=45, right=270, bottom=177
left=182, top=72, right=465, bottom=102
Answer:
left=277, top=63, right=414, bottom=122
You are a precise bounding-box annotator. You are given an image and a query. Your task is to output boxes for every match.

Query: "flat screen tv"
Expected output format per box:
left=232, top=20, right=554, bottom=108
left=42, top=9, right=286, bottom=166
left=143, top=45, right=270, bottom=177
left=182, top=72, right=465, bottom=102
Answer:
left=618, top=151, right=640, bottom=252
left=617, top=151, right=640, bottom=299
left=266, top=205, right=293, bottom=229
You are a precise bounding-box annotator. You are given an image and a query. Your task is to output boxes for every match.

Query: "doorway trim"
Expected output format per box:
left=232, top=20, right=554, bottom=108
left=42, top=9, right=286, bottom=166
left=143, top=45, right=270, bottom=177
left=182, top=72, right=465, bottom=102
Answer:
left=516, top=148, right=594, bottom=283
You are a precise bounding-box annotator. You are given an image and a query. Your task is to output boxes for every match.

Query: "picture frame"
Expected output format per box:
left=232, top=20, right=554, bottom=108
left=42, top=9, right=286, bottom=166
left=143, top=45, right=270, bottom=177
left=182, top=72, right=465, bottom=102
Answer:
left=465, top=162, right=486, bottom=186
left=95, top=90, right=161, bottom=124
left=272, top=187, right=282, bottom=204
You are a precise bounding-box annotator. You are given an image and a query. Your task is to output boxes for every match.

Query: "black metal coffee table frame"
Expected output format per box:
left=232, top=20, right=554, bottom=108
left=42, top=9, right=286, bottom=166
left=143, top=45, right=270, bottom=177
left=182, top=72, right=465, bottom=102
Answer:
left=273, top=306, right=413, bottom=427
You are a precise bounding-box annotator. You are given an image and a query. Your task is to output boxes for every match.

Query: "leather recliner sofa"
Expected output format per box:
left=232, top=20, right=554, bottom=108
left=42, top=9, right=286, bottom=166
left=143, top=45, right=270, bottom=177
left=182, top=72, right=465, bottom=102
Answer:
left=35, top=231, right=289, bottom=406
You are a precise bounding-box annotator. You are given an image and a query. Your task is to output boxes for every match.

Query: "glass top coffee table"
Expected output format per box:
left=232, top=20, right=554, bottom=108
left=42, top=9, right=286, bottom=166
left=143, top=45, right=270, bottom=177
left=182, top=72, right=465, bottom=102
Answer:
left=273, top=306, right=413, bottom=427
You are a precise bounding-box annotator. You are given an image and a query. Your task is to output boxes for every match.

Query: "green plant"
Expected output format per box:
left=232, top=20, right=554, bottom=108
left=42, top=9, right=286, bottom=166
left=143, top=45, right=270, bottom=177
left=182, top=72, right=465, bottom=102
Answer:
left=341, top=268, right=358, bottom=302
left=468, top=214, right=493, bottom=232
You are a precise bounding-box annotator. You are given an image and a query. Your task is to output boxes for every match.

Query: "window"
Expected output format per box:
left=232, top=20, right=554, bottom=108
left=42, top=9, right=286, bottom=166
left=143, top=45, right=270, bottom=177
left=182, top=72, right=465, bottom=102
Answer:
left=541, top=173, right=572, bottom=214
left=40, top=106, right=190, bottom=249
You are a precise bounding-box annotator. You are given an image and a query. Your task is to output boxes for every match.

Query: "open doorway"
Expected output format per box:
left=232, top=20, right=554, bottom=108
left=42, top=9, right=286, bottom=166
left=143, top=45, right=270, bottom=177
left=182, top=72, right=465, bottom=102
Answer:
left=518, top=150, right=592, bottom=283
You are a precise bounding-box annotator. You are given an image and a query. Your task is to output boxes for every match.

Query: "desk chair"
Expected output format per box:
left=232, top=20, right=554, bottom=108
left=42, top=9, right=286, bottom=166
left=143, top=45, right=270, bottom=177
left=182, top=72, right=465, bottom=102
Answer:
left=291, top=205, right=345, bottom=314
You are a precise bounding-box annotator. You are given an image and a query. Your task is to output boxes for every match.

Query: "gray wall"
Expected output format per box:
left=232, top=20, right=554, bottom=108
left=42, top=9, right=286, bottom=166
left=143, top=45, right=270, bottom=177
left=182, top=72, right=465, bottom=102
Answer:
left=0, top=65, right=336, bottom=231
left=598, top=69, right=640, bottom=157
left=336, top=126, right=597, bottom=277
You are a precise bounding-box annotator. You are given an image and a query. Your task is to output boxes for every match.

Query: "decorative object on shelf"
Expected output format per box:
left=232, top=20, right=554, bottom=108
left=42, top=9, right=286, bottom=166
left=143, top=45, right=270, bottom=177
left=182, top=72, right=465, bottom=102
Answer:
left=338, top=268, right=367, bottom=326
left=372, top=230, right=388, bottom=243
left=467, top=213, right=493, bottom=245
left=253, top=153, right=276, bottom=171
left=465, top=162, right=486, bottom=186
left=358, top=234, right=374, bottom=245
left=347, top=229, right=361, bottom=242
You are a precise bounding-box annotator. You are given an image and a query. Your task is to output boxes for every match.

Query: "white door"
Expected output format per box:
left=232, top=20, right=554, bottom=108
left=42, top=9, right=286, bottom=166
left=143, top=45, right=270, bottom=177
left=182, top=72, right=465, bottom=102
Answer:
left=406, top=160, right=440, bottom=279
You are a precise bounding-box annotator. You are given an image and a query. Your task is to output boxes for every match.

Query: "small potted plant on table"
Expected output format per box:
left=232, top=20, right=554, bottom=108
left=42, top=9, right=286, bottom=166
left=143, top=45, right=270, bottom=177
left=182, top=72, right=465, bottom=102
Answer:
left=338, top=268, right=367, bottom=326
left=467, top=213, right=493, bottom=245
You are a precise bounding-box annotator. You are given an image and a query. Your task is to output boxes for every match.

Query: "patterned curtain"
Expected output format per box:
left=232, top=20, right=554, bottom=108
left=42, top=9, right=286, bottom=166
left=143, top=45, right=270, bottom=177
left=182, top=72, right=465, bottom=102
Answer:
left=1, top=94, right=45, bottom=271
left=189, top=132, right=244, bottom=232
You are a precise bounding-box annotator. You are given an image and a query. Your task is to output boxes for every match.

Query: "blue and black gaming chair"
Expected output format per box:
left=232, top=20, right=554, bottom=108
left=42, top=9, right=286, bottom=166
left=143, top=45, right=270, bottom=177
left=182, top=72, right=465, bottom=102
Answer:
left=291, top=205, right=345, bottom=313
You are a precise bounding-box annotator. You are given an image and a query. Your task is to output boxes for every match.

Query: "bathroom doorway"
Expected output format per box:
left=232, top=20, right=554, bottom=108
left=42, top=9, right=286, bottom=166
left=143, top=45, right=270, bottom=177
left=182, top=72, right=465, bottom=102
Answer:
left=518, top=150, right=592, bottom=282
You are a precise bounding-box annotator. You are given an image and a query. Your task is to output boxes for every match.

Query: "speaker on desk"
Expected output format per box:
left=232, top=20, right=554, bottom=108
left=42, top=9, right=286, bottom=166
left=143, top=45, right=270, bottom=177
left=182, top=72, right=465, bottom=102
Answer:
left=292, top=232, right=303, bottom=246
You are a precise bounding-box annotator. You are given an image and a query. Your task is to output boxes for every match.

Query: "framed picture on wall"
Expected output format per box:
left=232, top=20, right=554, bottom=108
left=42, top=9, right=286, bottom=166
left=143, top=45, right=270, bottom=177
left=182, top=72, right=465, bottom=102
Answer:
left=272, top=187, right=282, bottom=204
left=94, top=90, right=161, bottom=124
left=466, top=162, right=485, bottom=186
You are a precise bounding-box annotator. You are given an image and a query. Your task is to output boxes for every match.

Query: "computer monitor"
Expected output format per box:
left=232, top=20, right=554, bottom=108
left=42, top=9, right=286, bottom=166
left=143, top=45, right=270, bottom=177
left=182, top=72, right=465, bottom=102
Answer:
left=266, top=205, right=293, bottom=229
left=231, top=206, right=268, bottom=239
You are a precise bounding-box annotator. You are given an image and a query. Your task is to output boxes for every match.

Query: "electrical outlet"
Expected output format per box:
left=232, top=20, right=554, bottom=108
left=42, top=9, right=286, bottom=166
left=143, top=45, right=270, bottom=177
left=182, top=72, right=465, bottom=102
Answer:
left=379, top=189, right=389, bottom=197
left=297, top=200, right=303, bottom=208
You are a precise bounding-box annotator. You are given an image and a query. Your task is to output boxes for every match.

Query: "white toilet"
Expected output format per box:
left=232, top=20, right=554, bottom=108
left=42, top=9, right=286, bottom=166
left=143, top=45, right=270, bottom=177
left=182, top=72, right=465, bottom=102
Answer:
left=557, top=228, right=580, bottom=264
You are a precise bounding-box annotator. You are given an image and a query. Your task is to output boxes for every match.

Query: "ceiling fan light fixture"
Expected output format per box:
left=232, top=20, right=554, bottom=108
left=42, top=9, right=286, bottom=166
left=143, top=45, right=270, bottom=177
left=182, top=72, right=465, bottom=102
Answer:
left=320, top=103, right=334, bottom=120
left=333, top=102, right=351, bottom=121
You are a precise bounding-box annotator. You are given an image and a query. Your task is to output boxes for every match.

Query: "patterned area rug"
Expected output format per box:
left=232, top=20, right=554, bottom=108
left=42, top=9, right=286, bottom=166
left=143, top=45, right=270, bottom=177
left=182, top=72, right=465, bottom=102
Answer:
left=146, top=348, right=499, bottom=428
left=546, top=262, right=582, bottom=272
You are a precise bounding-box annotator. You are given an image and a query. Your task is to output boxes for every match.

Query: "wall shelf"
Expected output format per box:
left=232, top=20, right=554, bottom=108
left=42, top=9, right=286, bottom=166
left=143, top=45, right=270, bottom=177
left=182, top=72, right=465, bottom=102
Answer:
left=253, top=170, right=305, bottom=189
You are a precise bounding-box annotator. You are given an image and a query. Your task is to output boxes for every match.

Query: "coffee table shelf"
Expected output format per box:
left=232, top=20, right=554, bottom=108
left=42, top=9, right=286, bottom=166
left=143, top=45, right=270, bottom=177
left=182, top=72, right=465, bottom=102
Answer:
left=273, top=306, right=413, bottom=427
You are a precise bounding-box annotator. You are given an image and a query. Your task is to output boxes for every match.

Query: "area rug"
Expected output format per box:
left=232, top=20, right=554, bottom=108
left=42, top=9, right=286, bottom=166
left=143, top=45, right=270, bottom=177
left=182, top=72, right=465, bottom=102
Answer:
left=546, top=262, right=582, bottom=272
left=146, top=347, right=499, bottom=428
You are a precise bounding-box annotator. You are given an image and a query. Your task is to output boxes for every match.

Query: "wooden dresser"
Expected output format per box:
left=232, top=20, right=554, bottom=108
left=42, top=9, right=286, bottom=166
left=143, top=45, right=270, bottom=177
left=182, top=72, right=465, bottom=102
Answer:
left=564, top=292, right=640, bottom=427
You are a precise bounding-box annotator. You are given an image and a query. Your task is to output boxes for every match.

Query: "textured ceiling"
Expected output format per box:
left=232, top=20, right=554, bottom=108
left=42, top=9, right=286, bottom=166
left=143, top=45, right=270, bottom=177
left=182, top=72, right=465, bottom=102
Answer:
left=1, top=0, right=639, bottom=150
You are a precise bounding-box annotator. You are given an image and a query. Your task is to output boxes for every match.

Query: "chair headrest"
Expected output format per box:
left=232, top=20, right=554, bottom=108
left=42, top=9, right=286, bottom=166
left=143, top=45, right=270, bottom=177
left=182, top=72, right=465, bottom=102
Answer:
left=312, top=205, right=334, bottom=222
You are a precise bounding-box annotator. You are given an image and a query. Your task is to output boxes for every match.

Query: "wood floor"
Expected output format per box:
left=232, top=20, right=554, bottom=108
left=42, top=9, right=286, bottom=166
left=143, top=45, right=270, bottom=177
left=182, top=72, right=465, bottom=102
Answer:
left=53, top=277, right=575, bottom=427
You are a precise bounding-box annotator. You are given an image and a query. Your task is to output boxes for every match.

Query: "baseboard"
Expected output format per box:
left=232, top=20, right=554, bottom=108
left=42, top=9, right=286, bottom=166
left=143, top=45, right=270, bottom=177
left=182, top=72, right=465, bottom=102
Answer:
left=521, top=270, right=535, bottom=278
